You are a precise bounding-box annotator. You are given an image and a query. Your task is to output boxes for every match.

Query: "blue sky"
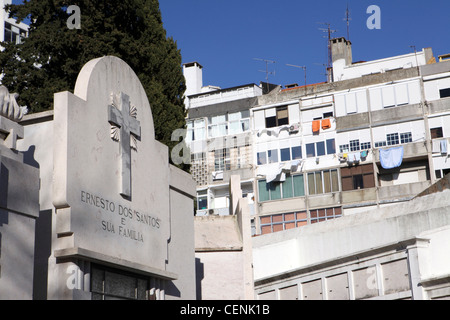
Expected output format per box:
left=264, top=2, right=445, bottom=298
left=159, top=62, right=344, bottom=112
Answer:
left=160, top=0, right=450, bottom=89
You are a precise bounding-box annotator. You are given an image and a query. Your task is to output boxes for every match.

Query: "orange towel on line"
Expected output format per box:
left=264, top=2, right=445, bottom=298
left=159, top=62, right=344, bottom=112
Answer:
left=321, top=118, right=331, bottom=129
left=312, top=120, right=320, bottom=133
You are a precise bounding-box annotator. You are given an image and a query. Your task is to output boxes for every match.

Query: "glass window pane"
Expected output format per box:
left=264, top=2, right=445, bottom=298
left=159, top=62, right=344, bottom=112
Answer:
left=292, top=146, right=302, bottom=159
left=282, top=175, right=293, bottom=199
left=350, top=139, right=360, bottom=151
left=306, top=143, right=315, bottom=158
left=331, top=169, right=339, bottom=192
left=316, top=141, right=325, bottom=156
left=280, top=148, right=291, bottom=162
left=241, top=119, right=250, bottom=132
left=258, top=180, right=270, bottom=202
left=268, top=149, right=278, bottom=163
left=308, top=173, right=316, bottom=195
left=228, top=111, right=241, bottom=121
left=266, top=116, right=277, bottom=128
left=228, top=121, right=241, bottom=134
left=293, top=174, right=305, bottom=197
left=315, top=171, right=323, bottom=194
left=323, top=170, right=331, bottom=193
left=326, top=139, right=336, bottom=154
left=269, top=182, right=281, bottom=200
left=198, top=197, right=207, bottom=210
left=257, top=152, right=267, bottom=165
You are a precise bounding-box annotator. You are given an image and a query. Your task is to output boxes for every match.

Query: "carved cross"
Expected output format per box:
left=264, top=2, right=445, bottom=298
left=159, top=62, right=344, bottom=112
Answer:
left=108, top=92, right=141, bottom=198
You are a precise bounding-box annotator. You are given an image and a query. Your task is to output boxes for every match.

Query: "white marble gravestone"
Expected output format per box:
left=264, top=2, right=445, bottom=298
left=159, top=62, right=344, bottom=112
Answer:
left=46, top=56, right=196, bottom=299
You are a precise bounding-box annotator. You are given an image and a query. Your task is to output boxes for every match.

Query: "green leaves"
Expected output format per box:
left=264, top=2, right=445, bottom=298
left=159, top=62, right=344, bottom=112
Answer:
left=0, top=0, right=188, bottom=171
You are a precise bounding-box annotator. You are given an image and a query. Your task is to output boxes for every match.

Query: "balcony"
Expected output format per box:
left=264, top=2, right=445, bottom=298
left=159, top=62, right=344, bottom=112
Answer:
left=374, top=141, right=428, bottom=162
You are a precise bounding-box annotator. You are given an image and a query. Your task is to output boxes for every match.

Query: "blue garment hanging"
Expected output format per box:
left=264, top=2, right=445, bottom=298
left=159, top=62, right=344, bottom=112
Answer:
left=380, top=146, right=404, bottom=169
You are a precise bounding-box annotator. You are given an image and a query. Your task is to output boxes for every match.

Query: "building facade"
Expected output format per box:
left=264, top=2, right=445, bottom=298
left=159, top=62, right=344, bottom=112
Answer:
left=184, top=37, right=450, bottom=235
left=0, top=0, right=28, bottom=46
left=185, top=38, right=450, bottom=299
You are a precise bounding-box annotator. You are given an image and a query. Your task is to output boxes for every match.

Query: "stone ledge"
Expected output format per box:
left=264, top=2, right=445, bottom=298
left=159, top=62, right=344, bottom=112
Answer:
left=54, top=247, right=178, bottom=280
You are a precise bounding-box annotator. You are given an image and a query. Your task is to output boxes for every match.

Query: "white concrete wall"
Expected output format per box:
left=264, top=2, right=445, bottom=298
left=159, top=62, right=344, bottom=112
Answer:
left=252, top=189, right=450, bottom=282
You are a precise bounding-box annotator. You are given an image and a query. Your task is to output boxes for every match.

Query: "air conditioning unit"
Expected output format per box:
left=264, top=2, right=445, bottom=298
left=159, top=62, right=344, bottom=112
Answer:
left=289, top=123, right=299, bottom=133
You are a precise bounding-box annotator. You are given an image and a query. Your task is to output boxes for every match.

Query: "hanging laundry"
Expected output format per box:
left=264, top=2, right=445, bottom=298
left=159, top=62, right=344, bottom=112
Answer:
left=347, top=152, right=360, bottom=165
left=257, top=163, right=284, bottom=183
left=379, top=146, right=404, bottom=169
left=360, top=150, right=368, bottom=158
left=321, top=118, right=331, bottom=130
left=432, top=139, right=441, bottom=153
left=440, top=139, right=448, bottom=155
left=312, top=120, right=320, bottom=133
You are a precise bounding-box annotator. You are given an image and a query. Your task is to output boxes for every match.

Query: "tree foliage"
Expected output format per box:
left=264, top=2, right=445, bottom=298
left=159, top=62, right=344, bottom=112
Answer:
left=0, top=0, right=188, bottom=171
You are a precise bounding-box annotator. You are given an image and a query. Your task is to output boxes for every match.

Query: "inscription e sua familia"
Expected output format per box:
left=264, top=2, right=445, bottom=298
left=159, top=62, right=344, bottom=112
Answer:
left=80, top=190, right=160, bottom=243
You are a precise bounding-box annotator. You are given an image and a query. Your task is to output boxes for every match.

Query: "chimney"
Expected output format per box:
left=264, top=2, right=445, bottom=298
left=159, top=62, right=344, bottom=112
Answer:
left=183, top=62, right=203, bottom=97
left=330, top=37, right=352, bottom=82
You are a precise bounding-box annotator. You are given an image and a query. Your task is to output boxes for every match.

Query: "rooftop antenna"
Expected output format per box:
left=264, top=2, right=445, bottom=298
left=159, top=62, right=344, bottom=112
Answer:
left=344, top=3, right=351, bottom=40
left=254, top=58, right=276, bottom=83
left=318, top=23, right=337, bottom=82
left=286, top=64, right=307, bottom=93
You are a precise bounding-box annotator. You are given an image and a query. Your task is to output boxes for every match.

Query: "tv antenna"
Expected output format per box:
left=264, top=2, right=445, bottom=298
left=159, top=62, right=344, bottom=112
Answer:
left=344, top=3, right=351, bottom=40
left=286, top=64, right=307, bottom=92
left=254, top=58, right=276, bottom=83
left=318, top=23, right=337, bottom=82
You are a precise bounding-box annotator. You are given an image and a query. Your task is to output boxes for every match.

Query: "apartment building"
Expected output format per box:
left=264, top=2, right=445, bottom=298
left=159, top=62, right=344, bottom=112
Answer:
left=0, top=0, right=28, bottom=46
left=184, top=38, right=450, bottom=240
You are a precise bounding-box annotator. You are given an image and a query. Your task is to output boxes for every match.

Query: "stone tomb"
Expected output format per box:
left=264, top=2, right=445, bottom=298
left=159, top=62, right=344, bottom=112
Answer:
left=0, top=88, right=39, bottom=299
left=18, top=56, right=196, bottom=299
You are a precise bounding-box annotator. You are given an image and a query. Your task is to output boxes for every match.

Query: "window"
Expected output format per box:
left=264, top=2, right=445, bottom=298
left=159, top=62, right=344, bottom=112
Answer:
left=386, top=133, right=399, bottom=146
left=375, top=141, right=387, bottom=148
left=197, top=195, right=207, bottom=210
left=280, top=148, right=291, bottom=162
left=91, top=264, right=159, bottom=300
left=307, top=169, right=339, bottom=195
left=400, top=132, right=412, bottom=144
left=208, top=115, right=227, bottom=138
left=439, top=88, right=450, bottom=99
left=208, top=112, right=250, bottom=137
left=306, top=143, right=316, bottom=158
left=258, top=174, right=305, bottom=202
left=360, top=142, right=371, bottom=150
left=228, top=111, right=250, bottom=135
left=214, top=148, right=230, bottom=171
left=431, top=127, right=443, bottom=139
left=326, top=139, right=336, bottom=154
left=349, top=139, right=360, bottom=152
left=277, top=107, right=289, bottom=126
left=316, top=141, right=326, bottom=156
left=341, top=164, right=375, bottom=191
left=306, top=139, right=336, bottom=158
left=268, top=149, right=278, bottom=163
left=257, top=152, right=267, bottom=165
left=292, top=146, right=302, bottom=160
left=258, top=144, right=303, bottom=165
left=186, top=119, right=206, bottom=142
left=265, top=106, right=289, bottom=128
left=4, top=22, right=27, bottom=44
left=340, top=144, right=350, bottom=153
left=260, top=207, right=342, bottom=234
left=260, top=211, right=307, bottom=235
left=310, top=207, right=342, bottom=224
